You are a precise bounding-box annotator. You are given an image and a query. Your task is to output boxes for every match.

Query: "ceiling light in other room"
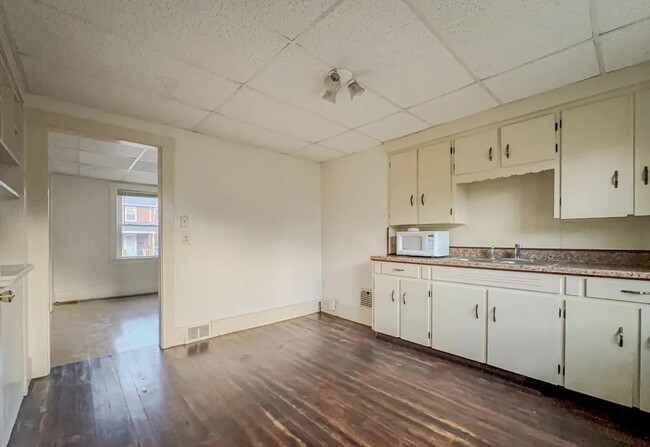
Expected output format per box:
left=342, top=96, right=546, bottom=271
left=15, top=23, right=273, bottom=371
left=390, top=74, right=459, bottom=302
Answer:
left=322, top=70, right=341, bottom=104
left=348, top=80, right=365, bottom=99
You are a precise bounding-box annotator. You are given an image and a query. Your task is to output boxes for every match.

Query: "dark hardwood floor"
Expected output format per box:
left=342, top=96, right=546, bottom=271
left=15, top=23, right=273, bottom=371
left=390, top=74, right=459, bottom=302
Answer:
left=9, top=313, right=650, bottom=446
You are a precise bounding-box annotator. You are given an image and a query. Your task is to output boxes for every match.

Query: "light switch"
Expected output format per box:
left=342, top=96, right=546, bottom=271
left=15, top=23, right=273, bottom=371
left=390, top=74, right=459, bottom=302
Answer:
left=182, top=233, right=190, bottom=245
left=180, top=215, right=189, bottom=227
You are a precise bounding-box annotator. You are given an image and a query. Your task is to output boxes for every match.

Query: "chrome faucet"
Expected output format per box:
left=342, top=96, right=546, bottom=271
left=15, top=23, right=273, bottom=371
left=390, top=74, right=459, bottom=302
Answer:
left=514, top=243, right=522, bottom=259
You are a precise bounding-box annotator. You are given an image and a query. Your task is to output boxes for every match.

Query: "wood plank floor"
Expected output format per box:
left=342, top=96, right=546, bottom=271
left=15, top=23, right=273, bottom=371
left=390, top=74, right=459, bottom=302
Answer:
left=9, top=314, right=650, bottom=446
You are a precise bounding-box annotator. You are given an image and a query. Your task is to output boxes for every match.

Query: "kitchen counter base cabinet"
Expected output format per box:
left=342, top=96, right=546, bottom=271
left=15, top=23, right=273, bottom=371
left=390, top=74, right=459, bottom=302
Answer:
left=565, top=299, right=639, bottom=407
left=641, top=307, right=650, bottom=412
left=373, top=275, right=400, bottom=338
left=400, top=279, right=431, bottom=347
left=487, top=290, right=563, bottom=385
left=432, top=283, right=487, bottom=363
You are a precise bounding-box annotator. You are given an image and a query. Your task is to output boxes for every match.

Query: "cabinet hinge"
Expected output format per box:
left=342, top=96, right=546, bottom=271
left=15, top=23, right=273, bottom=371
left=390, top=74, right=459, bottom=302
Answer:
left=450, top=146, right=453, bottom=155
left=555, top=143, right=558, bottom=153
left=562, top=366, right=566, bottom=376
left=560, top=119, right=562, bottom=128
left=450, top=208, right=453, bottom=215
left=428, top=290, right=431, bottom=298
left=563, top=309, right=566, bottom=319
left=559, top=197, right=562, bottom=206
left=555, top=122, right=558, bottom=131
left=558, top=308, right=562, bottom=318
left=389, top=162, right=391, bottom=168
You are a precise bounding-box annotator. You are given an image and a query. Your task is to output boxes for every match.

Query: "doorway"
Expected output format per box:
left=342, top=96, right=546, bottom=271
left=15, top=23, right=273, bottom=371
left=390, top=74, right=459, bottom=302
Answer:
left=47, top=131, right=160, bottom=366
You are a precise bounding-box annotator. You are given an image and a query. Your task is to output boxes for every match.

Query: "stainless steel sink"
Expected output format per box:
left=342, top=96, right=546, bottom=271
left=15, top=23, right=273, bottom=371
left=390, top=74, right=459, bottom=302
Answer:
left=499, top=258, right=556, bottom=266
left=448, top=257, right=496, bottom=263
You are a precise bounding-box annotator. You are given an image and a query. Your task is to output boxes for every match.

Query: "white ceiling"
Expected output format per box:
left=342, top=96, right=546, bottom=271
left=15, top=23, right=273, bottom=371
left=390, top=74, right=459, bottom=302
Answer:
left=5, top=0, right=650, bottom=163
left=48, top=132, right=158, bottom=185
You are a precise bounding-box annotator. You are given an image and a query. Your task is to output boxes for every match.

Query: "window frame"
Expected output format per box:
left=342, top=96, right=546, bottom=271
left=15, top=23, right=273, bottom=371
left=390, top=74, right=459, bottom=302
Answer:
left=110, top=183, right=159, bottom=261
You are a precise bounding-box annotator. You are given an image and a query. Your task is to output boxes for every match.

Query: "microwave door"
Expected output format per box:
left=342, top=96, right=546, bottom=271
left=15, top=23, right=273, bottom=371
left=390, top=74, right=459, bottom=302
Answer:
left=403, top=235, right=423, bottom=252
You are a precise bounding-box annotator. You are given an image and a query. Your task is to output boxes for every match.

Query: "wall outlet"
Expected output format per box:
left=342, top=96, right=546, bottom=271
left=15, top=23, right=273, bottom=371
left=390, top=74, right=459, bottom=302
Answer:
left=182, top=233, right=191, bottom=245
left=180, top=215, right=190, bottom=227
left=328, top=299, right=337, bottom=311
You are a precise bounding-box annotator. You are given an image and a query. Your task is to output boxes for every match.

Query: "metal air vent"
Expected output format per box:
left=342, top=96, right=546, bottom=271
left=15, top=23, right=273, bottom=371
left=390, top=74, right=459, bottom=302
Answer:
left=360, top=288, right=372, bottom=309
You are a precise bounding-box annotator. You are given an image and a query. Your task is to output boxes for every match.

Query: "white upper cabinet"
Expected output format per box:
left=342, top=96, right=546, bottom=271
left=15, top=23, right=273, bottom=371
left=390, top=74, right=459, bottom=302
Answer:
left=454, top=130, right=498, bottom=175
left=501, top=114, right=556, bottom=168
left=561, top=96, right=634, bottom=219
left=635, top=89, right=650, bottom=216
left=389, top=151, right=418, bottom=225
left=565, top=299, right=639, bottom=407
left=418, top=142, right=452, bottom=224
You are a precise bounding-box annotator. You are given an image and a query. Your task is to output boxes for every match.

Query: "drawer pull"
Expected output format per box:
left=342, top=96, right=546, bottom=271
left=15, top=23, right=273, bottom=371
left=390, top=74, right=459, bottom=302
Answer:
left=402, top=292, right=406, bottom=305
left=620, top=289, right=650, bottom=295
left=391, top=290, right=395, bottom=302
left=393, top=268, right=405, bottom=272
left=616, top=327, right=624, bottom=348
left=475, top=304, right=479, bottom=319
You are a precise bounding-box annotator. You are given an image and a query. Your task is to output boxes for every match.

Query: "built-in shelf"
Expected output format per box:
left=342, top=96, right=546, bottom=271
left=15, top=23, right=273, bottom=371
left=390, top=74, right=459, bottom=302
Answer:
left=0, top=264, right=34, bottom=290
left=0, top=179, right=20, bottom=200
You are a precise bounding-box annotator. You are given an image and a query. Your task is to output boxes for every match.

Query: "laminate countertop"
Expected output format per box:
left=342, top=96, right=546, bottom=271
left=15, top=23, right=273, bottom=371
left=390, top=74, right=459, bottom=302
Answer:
left=371, top=255, right=650, bottom=281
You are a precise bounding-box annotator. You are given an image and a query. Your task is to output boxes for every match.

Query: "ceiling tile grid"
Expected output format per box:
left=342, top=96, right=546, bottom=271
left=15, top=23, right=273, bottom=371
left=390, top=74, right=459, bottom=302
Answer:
left=6, top=0, right=650, bottom=163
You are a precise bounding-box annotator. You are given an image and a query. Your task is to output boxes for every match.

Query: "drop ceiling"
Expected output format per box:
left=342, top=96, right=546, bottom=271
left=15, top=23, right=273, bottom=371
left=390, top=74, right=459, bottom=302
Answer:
left=4, top=0, right=650, bottom=163
left=48, top=132, right=158, bottom=185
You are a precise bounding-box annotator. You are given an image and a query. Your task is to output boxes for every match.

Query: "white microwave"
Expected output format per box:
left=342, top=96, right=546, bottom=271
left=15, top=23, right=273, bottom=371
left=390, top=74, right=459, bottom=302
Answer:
left=396, top=230, right=449, bottom=257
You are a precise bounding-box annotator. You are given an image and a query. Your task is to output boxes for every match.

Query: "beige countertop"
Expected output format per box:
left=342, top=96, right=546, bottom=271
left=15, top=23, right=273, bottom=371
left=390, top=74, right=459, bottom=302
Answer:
left=371, top=255, right=650, bottom=280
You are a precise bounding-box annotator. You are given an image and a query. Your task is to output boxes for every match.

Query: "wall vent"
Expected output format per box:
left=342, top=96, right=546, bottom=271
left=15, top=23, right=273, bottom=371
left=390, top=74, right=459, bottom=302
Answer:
left=360, top=288, right=372, bottom=309
left=186, top=323, right=211, bottom=343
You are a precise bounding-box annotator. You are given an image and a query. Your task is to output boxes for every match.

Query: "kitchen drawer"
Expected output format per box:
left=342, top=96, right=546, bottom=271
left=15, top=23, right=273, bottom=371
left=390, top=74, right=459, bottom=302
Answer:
left=432, top=266, right=562, bottom=294
left=380, top=262, right=420, bottom=278
left=585, top=278, right=650, bottom=304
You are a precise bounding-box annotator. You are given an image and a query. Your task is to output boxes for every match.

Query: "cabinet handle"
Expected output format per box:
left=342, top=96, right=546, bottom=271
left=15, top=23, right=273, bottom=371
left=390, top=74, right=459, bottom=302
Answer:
left=616, top=327, right=624, bottom=347
left=611, top=170, right=619, bottom=188
left=505, top=144, right=510, bottom=159
left=488, top=147, right=493, bottom=161
left=643, top=166, right=649, bottom=186
left=492, top=306, right=497, bottom=322
left=621, top=289, right=650, bottom=295
left=420, top=194, right=425, bottom=206
left=475, top=304, right=479, bottom=319
left=393, top=268, right=404, bottom=272
left=410, top=194, right=414, bottom=206
left=402, top=292, right=406, bottom=305
left=391, top=290, right=395, bottom=302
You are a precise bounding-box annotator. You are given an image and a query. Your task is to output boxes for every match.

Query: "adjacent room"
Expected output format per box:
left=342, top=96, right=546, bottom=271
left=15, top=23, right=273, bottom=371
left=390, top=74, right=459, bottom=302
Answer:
left=0, top=1, right=649, bottom=446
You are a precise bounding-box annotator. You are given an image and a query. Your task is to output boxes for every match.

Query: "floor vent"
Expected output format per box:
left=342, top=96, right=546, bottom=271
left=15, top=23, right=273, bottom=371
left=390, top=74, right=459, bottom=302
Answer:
left=186, top=323, right=210, bottom=343
left=360, top=288, right=372, bottom=309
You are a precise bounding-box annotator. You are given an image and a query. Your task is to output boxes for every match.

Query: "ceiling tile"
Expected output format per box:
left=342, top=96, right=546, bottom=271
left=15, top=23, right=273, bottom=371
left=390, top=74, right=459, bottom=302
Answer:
left=483, top=41, right=600, bottom=103
left=131, top=160, right=158, bottom=174
left=600, top=20, right=650, bottom=72
left=122, top=171, right=158, bottom=186
left=252, top=0, right=339, bottom=40
left=218, top=87, right=347, bottom=142
left=6, top=0, right=240, bottom=111
left=248, top=44, right=399, bottom=127
left=48, top=132, right=79, bottom=150
left=594, top=0, right=650, bottom=33
left=34, top=0, right=288, bottom=83
left=410, top=0, right=592, bottom=78
left=49, top=159, right=79, bottom=176
left=195, top=113, right=310, bottom=153
left=49, top=145, right=79, bottom=163
left=357, top=112, right=429, bottom=142
left=23, top=55, right=210, bottom=130
left=138, top=149, right=159, bottom=163
left=78, top=151, right=134, bottom=170
left=292, top=144, right=345, bottom=163
left=78, top=136, right=143, bottom=159
left=319, top=131, right=380, bottom=154
left=79, top=165, right=127, bottom=181
left=409, top=84, right=497, bottom=126
left=297, top=0, right=473, bottom=107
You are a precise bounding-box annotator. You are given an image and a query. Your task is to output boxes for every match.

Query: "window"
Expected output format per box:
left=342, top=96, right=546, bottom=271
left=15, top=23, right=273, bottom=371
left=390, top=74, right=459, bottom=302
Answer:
left=117, top=191, right=159, bottom=259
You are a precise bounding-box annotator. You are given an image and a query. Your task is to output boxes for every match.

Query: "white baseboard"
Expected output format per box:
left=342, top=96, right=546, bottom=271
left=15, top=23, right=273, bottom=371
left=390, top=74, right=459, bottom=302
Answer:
left=321, top=302, right=372, bottom=327
left=208, top=300, right=320, bottom=339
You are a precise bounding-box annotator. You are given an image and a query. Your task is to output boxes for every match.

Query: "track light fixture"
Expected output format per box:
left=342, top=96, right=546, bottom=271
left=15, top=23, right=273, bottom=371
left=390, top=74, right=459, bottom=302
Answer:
left=321, top=69, right=365, bottom=103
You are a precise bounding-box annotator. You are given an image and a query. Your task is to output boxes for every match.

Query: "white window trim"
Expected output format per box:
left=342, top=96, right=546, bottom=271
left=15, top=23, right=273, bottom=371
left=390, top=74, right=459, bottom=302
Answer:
left=110, top=182, right=159, bottom=262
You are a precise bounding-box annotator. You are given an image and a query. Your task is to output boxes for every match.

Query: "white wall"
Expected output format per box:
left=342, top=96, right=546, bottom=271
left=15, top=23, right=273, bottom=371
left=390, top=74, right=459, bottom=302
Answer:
left=50, top=174, right=158, bottom=302
left=321, top=148, right=387, bottom=324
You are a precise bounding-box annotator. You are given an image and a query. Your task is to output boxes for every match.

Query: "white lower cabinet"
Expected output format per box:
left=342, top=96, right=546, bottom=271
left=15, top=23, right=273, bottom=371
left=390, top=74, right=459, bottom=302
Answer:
left=432, top=283, right=487, bottom=363
left=373, top=275, right=400, bottom=337
left=400, top=279, right=431, bottom=346
left=565, top=299, right=639, bottom=407
left=487, top=290, right=563, bottom=385
left=641, top=307, right=650, bottom=412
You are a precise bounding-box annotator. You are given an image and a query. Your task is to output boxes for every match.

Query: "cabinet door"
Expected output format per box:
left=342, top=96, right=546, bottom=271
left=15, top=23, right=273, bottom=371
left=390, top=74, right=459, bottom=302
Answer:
left=455, top=130, right=498, bottom=175
left=400, top=279, right=430, bottom=346
left=432, top=283, right=487, bottom=363
left=565, top=299, right=639, bottom=407
left=642, top=307, right=650, bottom=412
left=389, top=151, right=417, bottom=225
left=635, top=89, right=650, bottom=216
left=501, top=114, right=556, bottom=167
left=373, top=275, right=400, bottom=337
left=561, top=96, right=634, bottom=218
left=487, top=290, right=563, bottom=384
left=417, top=141, right=451, bottom=224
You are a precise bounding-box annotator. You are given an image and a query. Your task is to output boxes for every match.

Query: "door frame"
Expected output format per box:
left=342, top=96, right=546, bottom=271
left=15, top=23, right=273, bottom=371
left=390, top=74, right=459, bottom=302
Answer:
left=25, top=108, right=182, bottom=379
